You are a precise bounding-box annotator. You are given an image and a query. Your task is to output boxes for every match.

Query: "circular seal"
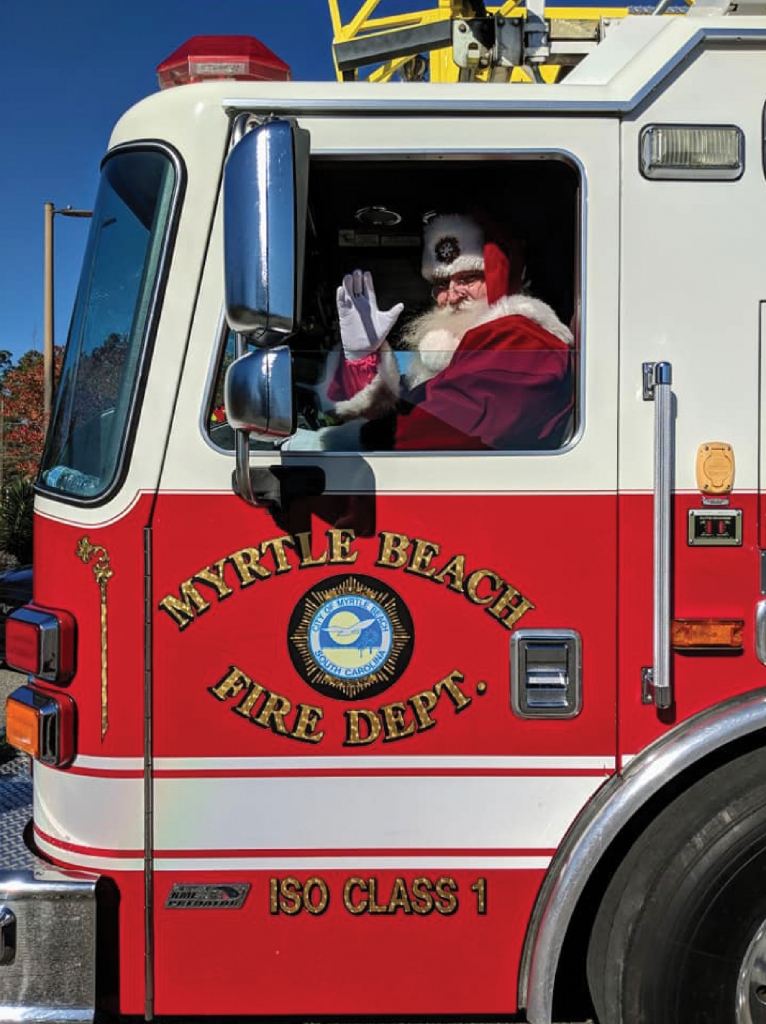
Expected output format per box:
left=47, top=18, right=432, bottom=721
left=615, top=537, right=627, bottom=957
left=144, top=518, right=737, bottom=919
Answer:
left=288, top=575, right=414, bottom=700
left=435, top=235, right=461, bottom=264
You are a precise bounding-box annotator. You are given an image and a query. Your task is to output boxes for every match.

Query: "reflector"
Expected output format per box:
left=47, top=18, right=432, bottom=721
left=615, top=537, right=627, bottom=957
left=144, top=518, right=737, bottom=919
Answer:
left=157, top=36, right=291, bottom=89
left=671, top=619, right=744, bottom=650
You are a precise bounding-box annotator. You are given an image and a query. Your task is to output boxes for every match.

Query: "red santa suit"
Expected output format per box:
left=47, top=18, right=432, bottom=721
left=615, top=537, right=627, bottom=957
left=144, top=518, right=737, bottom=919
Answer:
left=322, top=222, right=574, bottom=452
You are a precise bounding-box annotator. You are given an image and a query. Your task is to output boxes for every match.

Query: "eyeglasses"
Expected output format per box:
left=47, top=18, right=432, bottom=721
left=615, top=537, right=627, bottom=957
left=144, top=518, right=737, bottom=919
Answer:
left=431, top=271, right=485, bottom=301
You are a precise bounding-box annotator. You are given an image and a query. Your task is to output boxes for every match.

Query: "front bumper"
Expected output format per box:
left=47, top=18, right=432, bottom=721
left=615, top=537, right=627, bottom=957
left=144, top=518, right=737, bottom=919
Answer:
left=0, top=862, right=98, bottom=1024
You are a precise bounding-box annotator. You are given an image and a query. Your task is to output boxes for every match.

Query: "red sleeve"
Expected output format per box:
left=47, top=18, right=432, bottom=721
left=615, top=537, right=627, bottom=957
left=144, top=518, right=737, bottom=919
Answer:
left=395, top=315, right=572, bottom=451
left=327, top=352, right=381, bottom=404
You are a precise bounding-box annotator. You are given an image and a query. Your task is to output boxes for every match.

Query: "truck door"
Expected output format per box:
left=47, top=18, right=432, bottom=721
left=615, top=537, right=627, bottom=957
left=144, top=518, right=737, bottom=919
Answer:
left=150, top=111, right=619, bottom=1016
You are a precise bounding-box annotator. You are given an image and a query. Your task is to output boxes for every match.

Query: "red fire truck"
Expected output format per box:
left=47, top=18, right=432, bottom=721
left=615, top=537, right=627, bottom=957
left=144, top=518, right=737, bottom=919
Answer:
left=3, top=2, right=766, bottom=1022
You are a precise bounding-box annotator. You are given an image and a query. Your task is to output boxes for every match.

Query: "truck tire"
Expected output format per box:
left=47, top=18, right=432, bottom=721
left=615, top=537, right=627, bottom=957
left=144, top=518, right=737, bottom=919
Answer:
left=585, top=746, right=766, bottom=1024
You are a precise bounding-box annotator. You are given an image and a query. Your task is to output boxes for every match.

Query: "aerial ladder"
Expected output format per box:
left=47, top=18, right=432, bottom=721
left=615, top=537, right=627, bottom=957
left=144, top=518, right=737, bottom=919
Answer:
left=327, top=0, right=692, bottom=83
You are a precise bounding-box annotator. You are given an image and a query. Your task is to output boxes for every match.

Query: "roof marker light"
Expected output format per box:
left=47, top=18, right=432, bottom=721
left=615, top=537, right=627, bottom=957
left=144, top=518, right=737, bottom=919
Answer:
left=640, top=125, right=744, bottom=180
left=157, top=36, right=291, bottom=89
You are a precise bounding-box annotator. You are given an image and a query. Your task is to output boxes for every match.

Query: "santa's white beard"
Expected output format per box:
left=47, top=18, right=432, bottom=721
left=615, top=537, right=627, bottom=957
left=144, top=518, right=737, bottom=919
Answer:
left=399, top=295, right=490, bottom=387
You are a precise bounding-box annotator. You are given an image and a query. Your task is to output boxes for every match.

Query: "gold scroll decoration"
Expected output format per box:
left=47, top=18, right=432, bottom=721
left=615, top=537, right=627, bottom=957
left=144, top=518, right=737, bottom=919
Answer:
left=75, top=537, right=113, bottom=739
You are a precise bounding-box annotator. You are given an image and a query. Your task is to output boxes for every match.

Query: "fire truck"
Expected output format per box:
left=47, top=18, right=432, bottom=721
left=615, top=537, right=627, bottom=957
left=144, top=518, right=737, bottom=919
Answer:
left=4, top=0, right=766, bottom=1021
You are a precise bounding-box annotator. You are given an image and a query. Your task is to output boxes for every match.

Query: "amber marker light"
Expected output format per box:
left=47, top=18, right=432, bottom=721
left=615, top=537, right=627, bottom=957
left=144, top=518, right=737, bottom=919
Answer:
left=6, top=685, right=76, bottom=767
left=671, top=619, right=744, bottom=651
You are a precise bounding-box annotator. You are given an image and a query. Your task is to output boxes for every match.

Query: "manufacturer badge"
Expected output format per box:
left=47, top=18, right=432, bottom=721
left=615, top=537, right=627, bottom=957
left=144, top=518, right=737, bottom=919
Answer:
left=288, top=575, right=414, bottom=700
left=165, top=883, right=250, bottom=909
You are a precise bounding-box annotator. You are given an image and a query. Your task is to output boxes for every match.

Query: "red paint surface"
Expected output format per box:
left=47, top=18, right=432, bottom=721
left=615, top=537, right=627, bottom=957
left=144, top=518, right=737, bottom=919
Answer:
left=30, top=487, right=764, bottom=1015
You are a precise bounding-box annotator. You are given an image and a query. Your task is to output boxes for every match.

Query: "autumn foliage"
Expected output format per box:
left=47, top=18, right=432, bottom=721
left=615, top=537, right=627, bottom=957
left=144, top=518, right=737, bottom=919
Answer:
left=0, top=347, right=63, bottom=482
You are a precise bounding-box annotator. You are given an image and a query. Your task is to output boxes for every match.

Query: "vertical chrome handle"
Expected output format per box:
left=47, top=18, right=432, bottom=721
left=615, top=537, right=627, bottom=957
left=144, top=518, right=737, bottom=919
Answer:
left=643, top=361, right=673, bottom=709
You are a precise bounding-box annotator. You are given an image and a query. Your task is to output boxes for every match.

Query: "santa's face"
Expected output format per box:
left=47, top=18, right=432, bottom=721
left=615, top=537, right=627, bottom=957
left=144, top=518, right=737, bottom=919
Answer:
left=399, top=293, right=491, bottom=385
left=433, top=271, right=488, bottom=309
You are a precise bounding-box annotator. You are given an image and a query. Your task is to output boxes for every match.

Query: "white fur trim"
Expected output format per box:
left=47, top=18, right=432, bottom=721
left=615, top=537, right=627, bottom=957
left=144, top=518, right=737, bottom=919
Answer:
left=422, top=214, right=484, bottom=283
left=478, top=294, right=573, bottom=345
left=404, top=328, right=461, bottom=388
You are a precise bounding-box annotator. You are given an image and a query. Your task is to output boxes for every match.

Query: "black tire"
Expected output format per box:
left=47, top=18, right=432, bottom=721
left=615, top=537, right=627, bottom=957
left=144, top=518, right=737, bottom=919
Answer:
left=586, top=746, right=766, bottom=1024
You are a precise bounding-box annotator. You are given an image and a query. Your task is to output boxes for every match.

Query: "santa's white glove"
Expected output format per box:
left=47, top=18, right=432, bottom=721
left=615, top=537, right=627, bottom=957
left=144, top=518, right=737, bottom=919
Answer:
left=337, top=270, right=404, bottom=361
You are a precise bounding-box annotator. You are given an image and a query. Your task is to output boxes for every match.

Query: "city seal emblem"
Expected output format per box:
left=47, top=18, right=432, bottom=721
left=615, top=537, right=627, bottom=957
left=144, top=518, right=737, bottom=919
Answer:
left=288, top=575, right=414, bottom=700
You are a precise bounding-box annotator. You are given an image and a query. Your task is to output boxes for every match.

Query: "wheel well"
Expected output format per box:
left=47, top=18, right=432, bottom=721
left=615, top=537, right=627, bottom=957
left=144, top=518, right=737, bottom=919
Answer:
left=549, top=729, right=766, bottom=1022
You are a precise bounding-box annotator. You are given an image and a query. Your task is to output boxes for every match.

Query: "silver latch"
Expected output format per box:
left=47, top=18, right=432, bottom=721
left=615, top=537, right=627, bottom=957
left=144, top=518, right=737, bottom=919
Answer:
left=511, top=630, right=582, bottom=718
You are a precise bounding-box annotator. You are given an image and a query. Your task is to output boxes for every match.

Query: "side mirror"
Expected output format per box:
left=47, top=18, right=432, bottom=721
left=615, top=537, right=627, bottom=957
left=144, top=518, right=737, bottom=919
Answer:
left=225, top=346, right=295, bottom=438
left=223, top=118, right=309, bottom=343
left=225, top=346, right=297, bottom=506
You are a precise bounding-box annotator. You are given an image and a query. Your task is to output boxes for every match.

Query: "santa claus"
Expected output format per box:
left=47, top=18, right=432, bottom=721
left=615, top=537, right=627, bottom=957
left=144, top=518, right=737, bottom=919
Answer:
left=290, top=212, right=574, bottom=451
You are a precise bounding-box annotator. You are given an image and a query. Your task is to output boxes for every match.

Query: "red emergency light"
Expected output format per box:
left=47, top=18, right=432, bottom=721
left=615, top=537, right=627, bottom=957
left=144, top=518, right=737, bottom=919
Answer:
left=6, top=604, right=76, bottom=684
left=157, top=35, right=291, bottom=89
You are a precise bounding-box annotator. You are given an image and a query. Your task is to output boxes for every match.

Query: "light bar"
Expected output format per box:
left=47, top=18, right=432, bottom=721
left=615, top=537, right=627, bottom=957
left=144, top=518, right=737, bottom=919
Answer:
left=640, top=125, right=744, bottom=180
left=157, top=36, right=291, bottom=89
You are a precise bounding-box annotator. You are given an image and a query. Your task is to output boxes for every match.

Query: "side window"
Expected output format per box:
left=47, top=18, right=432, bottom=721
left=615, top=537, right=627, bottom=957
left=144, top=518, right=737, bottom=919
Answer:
left=207, top=156, right=579, bottom=454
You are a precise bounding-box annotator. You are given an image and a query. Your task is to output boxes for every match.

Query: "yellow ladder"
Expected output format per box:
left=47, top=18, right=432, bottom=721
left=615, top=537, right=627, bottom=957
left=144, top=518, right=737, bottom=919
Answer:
left=327, top=0, right=682, bottom=83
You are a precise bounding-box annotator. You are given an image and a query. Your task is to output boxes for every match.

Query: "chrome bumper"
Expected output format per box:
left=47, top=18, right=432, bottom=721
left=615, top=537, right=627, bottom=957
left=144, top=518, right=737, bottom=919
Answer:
left=0, top=862, right=97, bottom=1024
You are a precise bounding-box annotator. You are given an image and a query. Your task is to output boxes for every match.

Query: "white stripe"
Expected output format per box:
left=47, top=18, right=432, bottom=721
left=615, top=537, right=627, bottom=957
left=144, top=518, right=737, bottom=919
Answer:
left=35, top=767, right=605, bottom=853
left=154, top=855, right=552, bottom=871
left=72, top=754, right=615, bottom=772
left=33, top=830, right=550, bottom=874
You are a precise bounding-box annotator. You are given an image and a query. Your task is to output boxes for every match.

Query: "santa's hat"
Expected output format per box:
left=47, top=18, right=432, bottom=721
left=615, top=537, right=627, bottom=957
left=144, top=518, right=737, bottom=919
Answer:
left=422, top=212, right=523, bottom=304
left=421, top=214, right=485, bottom=282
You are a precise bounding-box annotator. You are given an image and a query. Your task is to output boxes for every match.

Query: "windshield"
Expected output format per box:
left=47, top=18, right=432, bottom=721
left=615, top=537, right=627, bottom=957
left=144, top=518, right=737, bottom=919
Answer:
left=39, top=147, right=178, bottom=500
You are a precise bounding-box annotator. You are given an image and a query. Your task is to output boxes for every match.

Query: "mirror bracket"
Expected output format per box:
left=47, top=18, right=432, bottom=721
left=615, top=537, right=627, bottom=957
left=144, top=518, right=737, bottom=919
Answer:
left=232, top=464, right=326, bottom=510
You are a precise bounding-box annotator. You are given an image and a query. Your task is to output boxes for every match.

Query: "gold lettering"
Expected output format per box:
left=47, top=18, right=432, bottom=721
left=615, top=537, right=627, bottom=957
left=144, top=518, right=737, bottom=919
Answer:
left=343, top=878, right=367, bottom=914
left=411, top=877, right=435, bottom=915
left=228, top=547, right=272, bottom=586
left=290, top=703, right=325, bottom=744
left=408, top=690, right=439, bottom=732
left=388, top=878, right=413, bottom=914
left=209, top=665, right=250, bottom=701
left=487, top=585, right=535, bottom=629
left=303, top=878, right=329, bottom=915
left=431, top=554, right=467, bottom=593
left=367, top=878, right=388, bottom=914
left=253, top=692, right=292, bottom=735
left=295, top=531, right=328, bottom=568
left=158, top=580, right=211, bottom=630
left=344, top=709, right=382, bottom=746
left=435, top=671, right=473, bottom=713
left=279, top=878, right=302, bottom=915
left=327, top=529, right=358, bottom=564
left=465, top=569, right=504, bottom=606
left=381, top=702, right=416, bottom=742
left=193, top=559, right=234, bottom=600
left=405, top=538, right=441, bottom=578
left=260, top=536, right=296, bottom=574
left=232, top=679, right=266, bottom=718
left=269, top=878, right=279, bottom=914
left=434, top=877, right=459, bottom=915
left=375, top=531, right=410, bottom=569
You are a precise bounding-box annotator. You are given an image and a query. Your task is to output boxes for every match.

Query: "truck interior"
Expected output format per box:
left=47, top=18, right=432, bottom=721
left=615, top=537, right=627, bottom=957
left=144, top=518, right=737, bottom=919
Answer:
left=208, top=153, right=580, bottom=452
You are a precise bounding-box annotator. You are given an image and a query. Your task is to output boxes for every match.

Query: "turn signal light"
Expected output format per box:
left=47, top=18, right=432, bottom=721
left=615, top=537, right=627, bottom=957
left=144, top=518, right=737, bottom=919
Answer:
left=6, top=685, right=75, bottom=767
left=6, top=605, right=76, bottom=684
left=671, top=618, right=744, bottom=650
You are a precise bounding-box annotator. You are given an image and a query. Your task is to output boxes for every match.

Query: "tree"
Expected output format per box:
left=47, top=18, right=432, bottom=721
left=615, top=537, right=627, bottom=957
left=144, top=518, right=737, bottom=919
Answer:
left=0, top=478, right=33, bottom=564
left=1, top=346, right=64, bottom=482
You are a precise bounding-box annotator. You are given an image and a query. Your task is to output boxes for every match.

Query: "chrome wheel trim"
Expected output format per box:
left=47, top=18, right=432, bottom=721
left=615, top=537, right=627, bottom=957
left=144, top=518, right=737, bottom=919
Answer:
left=737, top=919, right=766, bottom=1023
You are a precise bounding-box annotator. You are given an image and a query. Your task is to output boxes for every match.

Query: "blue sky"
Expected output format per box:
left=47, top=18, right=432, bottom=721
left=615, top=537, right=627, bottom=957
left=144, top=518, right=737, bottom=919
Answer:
left=0, top=0, right=348, bottom=365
